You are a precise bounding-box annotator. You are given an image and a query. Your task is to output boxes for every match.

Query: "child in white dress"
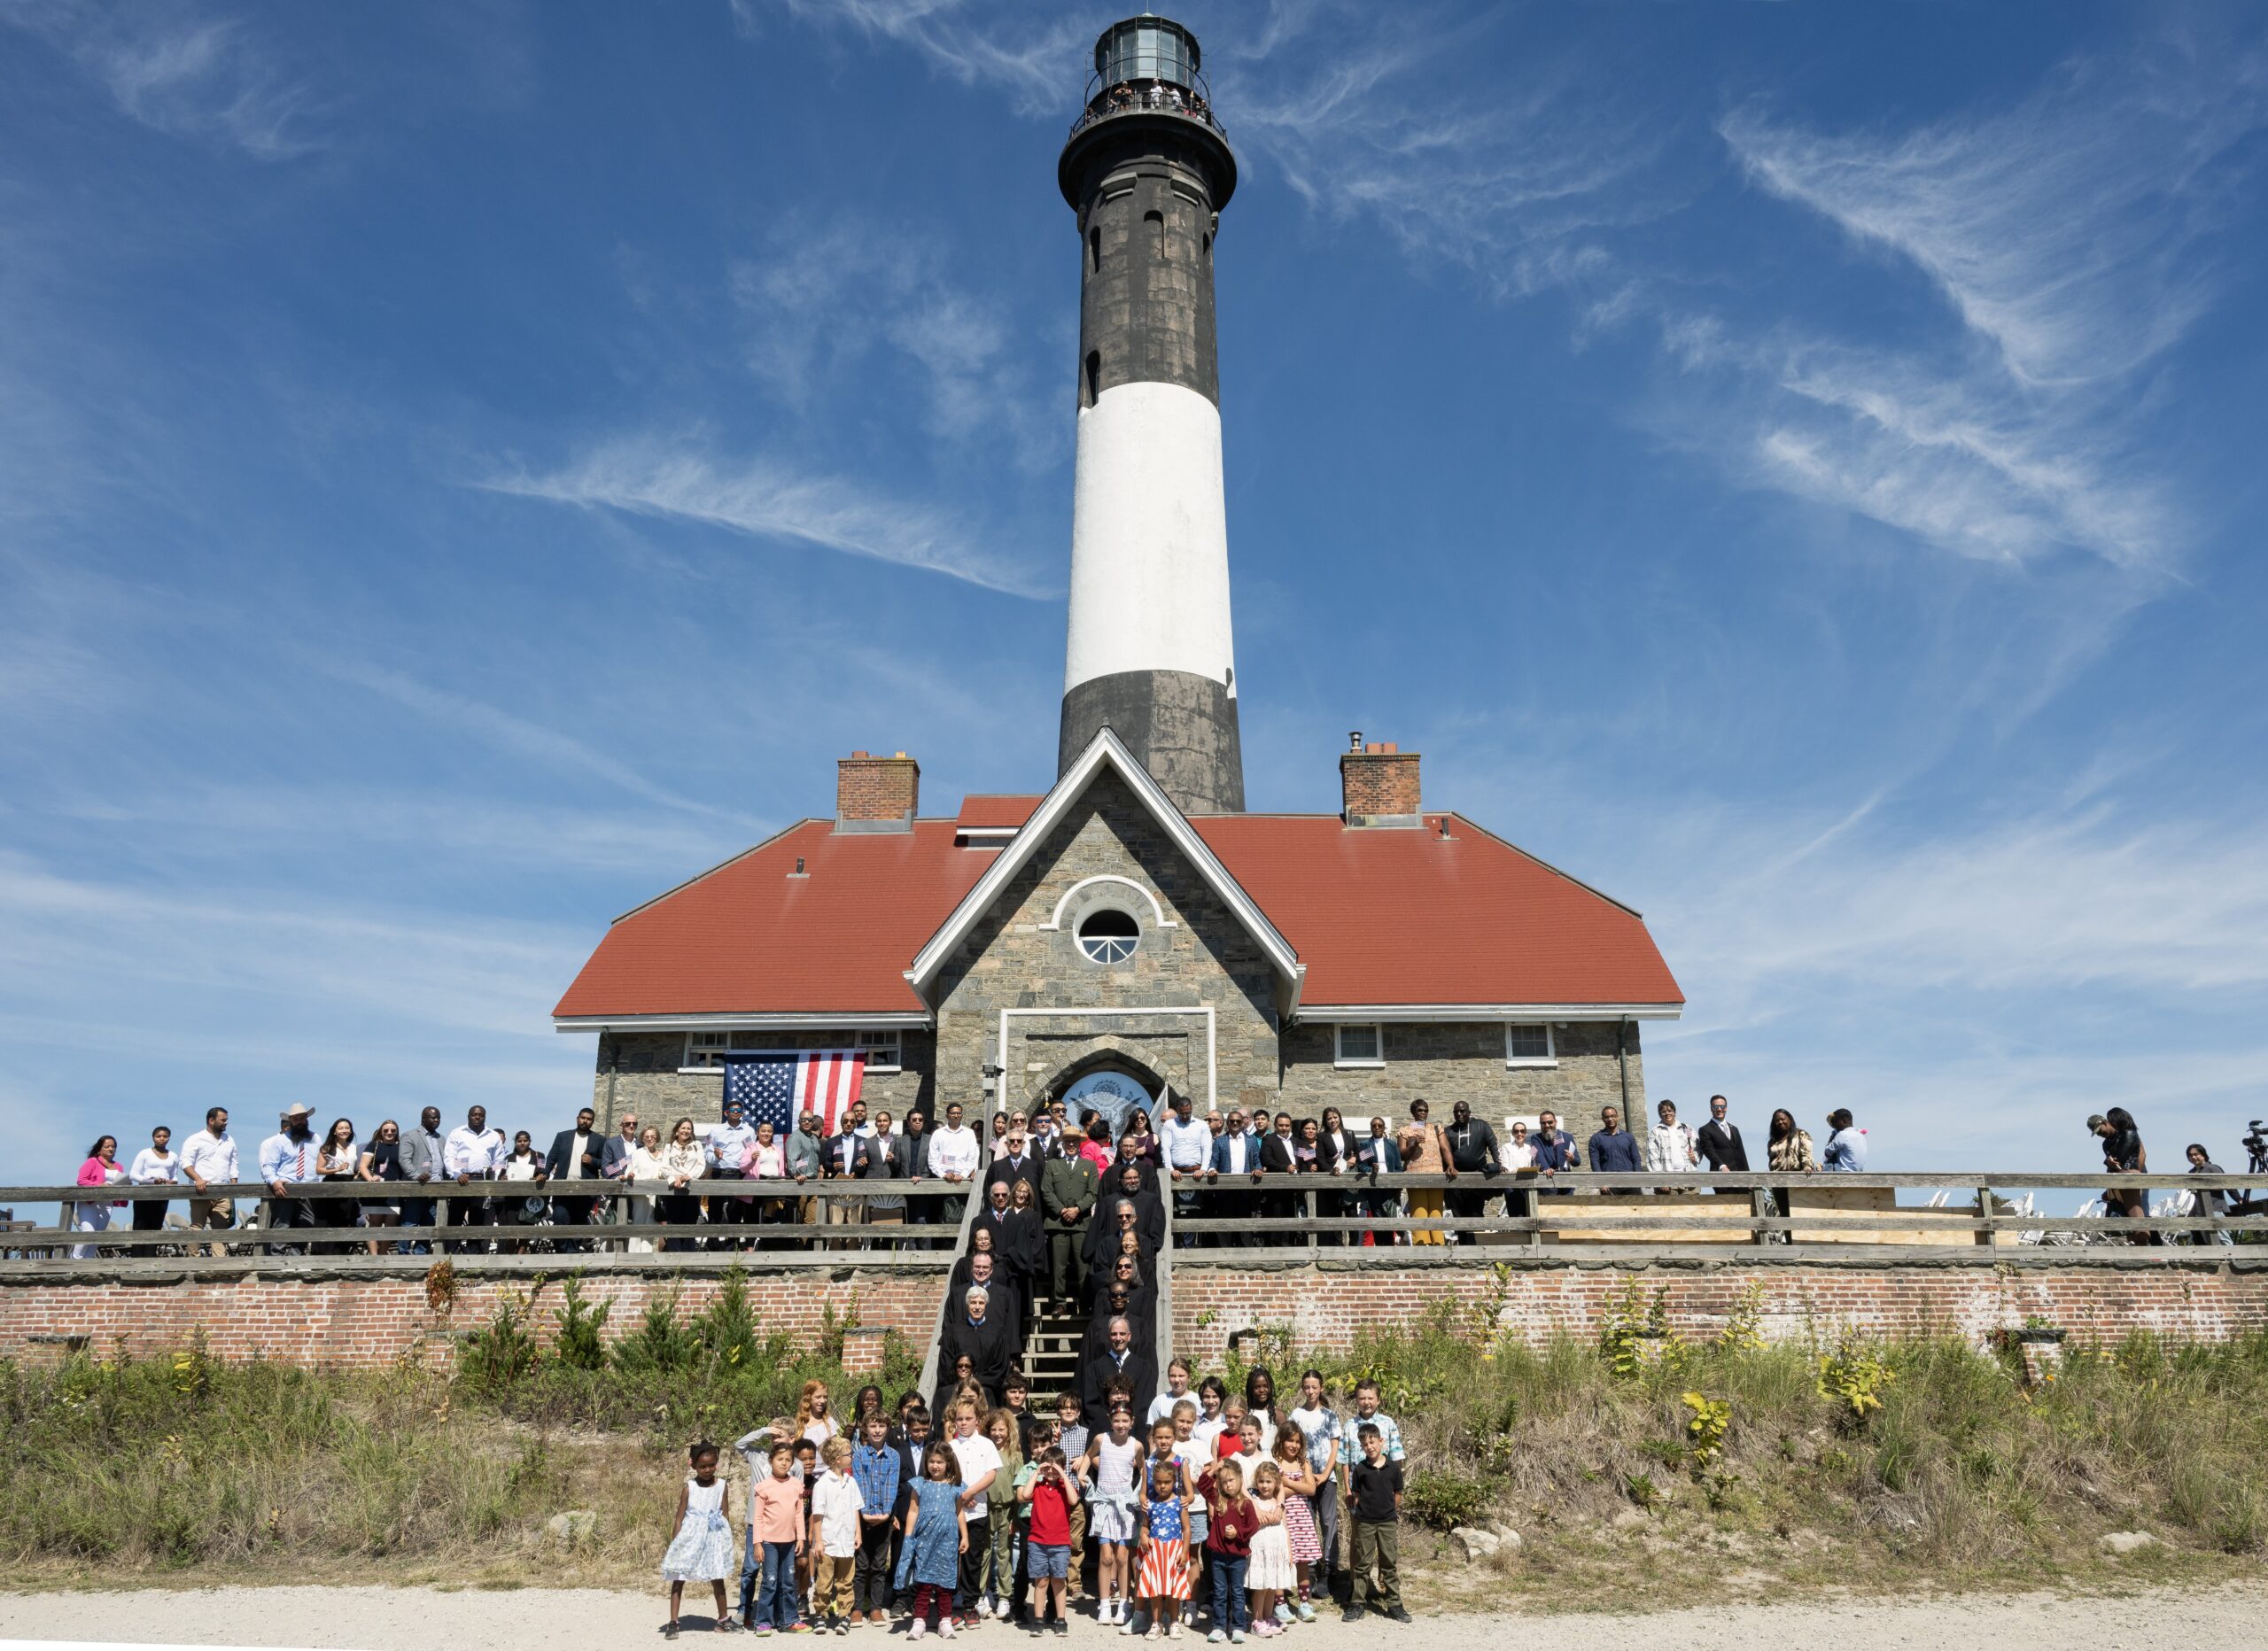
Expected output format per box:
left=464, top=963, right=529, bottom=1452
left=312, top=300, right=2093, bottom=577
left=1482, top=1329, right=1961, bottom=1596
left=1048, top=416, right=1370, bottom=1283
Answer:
left=1243, top=1462, right=1293, bottom=1637
left=662, top=1442, right=737, bottom=1638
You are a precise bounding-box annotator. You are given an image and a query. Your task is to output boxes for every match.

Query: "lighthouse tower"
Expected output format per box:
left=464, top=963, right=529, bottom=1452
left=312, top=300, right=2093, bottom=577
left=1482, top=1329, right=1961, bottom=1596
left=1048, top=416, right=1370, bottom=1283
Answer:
left=1057, top=15, right=1244, bottom=814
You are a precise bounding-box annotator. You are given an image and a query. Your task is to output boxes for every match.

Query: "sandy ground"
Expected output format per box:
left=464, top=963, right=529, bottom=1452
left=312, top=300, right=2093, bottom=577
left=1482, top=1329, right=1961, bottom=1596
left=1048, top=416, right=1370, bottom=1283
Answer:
left=2, top=1583, right=2263, bottom=1651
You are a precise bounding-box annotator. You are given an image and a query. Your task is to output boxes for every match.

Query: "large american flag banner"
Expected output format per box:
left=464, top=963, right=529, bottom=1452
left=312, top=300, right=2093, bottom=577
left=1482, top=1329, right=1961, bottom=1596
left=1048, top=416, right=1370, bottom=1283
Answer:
left=722, top=1050, right=866, bottom=1137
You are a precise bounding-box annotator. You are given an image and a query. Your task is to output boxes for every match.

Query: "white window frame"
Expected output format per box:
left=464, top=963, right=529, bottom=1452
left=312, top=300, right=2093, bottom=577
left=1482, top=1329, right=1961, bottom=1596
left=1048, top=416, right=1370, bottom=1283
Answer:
left=683, top=1029, right=905, bottom=1074
left=1333, top=1022, right=1384, bottom=1069
left=1503, top=1022, right=1557, bottom=1068
left=855, top=1029, right=903, bottom=1074
left=1075, top=906, right=1141, bottom=965
left=683, top=1031, right=736, bottom=1071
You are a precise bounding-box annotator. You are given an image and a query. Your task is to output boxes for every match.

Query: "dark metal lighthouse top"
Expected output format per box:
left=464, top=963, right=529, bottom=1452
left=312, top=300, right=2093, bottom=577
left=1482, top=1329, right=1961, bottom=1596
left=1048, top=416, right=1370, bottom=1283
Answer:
left=1061, top=14, right=1236, bottom=209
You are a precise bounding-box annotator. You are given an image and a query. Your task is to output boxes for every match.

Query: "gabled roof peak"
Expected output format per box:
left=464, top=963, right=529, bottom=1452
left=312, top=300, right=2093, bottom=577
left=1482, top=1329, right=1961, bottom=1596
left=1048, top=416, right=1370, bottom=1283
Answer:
left=905, top=728, right=1302, bottom=1005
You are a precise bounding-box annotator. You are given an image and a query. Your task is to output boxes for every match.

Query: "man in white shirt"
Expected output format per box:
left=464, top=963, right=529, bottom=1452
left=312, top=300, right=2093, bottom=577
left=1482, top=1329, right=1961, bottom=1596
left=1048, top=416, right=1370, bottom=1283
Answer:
left=927, top=1101, right=981, bottom=1230
left=704, top=1099, right=757, bottom=1250
left=443, top=1105, right=508, bottom=1249
left=179, top=1105, right=239, bottom=1254
left=257, top=1103, right=321, bottom=1253
left=1645, top=1098, right=1699, bottom=1182
left=1157, top=1093, right=1212, bottom=1246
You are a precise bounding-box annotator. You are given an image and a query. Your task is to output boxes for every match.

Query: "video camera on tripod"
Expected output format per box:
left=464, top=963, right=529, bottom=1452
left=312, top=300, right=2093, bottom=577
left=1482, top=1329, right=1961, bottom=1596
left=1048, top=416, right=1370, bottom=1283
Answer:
left=2245, top=1120, right=2268, bottom=1178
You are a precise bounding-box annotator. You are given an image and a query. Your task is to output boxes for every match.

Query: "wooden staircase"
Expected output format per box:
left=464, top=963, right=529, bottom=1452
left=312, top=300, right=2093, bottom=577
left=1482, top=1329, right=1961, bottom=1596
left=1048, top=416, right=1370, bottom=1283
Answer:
left=1021, top=1298, right=1086, bottom=1398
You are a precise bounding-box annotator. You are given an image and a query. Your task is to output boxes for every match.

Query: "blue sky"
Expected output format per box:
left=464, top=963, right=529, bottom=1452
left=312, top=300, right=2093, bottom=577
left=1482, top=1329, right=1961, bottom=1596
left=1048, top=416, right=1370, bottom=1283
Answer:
left=4, top=0, right=2264, bottom=1189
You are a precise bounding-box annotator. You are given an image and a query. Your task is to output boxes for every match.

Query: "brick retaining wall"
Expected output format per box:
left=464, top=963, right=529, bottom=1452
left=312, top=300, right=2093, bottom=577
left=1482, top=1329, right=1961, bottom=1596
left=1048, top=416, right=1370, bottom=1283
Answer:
left=1169, top=1256, right=2268, bottom=1364
left=5, top=1257, right=2261, bottom=1371
left=0, top=1268, right=950, bottom=1369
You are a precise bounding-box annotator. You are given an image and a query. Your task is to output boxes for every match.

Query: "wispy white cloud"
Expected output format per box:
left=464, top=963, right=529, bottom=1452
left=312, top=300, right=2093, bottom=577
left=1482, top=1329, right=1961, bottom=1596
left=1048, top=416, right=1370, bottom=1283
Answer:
left=319, top=656, right=757, bottom=822
left=0, top=851, right=583, bottom=1041
left=730, top=213, right=1060, bottom=469
left=1224, top=18, right=1666, bottom=298
left=484, top=438, right=1057, bottom=598
left=771, top=0, right=1090, bottom=115
left=1720, top=50, right=2267, bottom=387
left=49, top=785, right=752, bottom=874
left=4, top=1, right=325, bottom=160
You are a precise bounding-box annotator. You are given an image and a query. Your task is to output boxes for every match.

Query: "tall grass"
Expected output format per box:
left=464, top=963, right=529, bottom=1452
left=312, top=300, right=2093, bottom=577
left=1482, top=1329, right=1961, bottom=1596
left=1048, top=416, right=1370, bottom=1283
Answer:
left=1220, top=1290, right=2268, bottom=1596
left=4, top=1278, right=2263, bottom=1601
left=0, top=1273, right=920, bottom=1577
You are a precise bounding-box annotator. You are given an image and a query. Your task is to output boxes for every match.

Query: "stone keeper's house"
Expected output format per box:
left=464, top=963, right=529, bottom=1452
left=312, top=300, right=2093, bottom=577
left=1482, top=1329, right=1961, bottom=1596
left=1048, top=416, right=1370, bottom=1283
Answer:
left=553, top=731, right=1684, bottom=1137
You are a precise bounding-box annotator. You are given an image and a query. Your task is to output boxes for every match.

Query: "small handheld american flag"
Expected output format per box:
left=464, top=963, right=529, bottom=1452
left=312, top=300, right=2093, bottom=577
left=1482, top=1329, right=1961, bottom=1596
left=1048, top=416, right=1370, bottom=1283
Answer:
left=722, top=1050, right=866, bottom=1136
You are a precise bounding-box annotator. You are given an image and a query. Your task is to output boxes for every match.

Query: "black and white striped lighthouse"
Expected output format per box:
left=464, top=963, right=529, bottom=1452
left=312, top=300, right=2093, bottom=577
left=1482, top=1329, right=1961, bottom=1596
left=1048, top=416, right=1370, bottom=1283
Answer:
left=1056, top=15, right=1244, bottom=815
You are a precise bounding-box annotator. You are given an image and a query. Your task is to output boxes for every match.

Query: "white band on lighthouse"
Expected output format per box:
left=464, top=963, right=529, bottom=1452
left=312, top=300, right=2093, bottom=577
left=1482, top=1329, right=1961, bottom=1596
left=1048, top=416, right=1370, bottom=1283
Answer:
left=1063, top=378, right=1236, bottom=694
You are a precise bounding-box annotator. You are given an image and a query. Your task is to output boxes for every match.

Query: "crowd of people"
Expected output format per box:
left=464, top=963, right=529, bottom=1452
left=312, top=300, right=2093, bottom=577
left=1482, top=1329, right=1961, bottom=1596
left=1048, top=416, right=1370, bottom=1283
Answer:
left=660, top=1368, right=1411, bottom=1640
left=56, top=1093, right=2246, bottom=1258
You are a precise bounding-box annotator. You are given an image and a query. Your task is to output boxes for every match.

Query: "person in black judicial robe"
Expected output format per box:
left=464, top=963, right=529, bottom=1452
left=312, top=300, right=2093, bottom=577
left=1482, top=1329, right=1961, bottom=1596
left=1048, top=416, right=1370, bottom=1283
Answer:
left=998, top=1199, right=1045, bottom=1302
left=946, top=1251, right=1024, bottom=1353
left=1085, top=1226, right=1155, bottom=1298
left=1084, top=1263, right=1154, bottom=1348
left=1083, top=1165, right=1166, bottom=1265
left=1077, top=1313, right=1158, bottom=1432
left=940, top=1285, right=1017, bottom=1406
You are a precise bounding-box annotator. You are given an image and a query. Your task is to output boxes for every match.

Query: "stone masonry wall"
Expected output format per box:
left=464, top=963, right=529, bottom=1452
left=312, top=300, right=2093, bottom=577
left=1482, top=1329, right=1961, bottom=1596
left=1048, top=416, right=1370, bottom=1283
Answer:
left=1278, top=1019, right=1644, bottom=1125
left=0, top=1269, right=949, bottom=1371
left=588, top=1030, right=936, bottom=1132
left=1169, top=1258, right=2268, bottom=1365
left=935, top=771, right=1280, bottom=1118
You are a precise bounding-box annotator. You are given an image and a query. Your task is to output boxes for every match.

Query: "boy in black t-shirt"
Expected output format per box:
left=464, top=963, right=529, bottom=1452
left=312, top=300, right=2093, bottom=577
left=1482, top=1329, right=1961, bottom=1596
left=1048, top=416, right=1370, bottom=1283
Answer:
left=1344, top=1422, right=1410, bottom=1623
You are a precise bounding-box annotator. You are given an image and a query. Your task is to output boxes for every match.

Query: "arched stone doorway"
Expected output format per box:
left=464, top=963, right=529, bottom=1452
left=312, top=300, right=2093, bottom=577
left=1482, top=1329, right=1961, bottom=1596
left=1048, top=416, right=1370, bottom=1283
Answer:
left=1046, top=1050, right=1170, bottom=1139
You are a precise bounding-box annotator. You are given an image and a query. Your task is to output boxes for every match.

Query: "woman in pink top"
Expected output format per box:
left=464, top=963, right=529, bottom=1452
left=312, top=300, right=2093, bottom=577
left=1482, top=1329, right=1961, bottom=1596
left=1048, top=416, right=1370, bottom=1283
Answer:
left=1077, top=1116, right=1115, bottom=1178
left=73, top=1136, right=127, bottom=1259
left=742, top=1120, right=788, bottom=1239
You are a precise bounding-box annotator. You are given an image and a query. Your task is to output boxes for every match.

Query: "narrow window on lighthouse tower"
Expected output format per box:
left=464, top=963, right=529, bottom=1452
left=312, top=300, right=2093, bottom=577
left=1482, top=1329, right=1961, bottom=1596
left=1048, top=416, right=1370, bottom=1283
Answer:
left=1089, top=226, right=1101, bottom=273
left=1145, top=208, right=1164, bottom=260
left=1084, top=350, right=1101, bottom=408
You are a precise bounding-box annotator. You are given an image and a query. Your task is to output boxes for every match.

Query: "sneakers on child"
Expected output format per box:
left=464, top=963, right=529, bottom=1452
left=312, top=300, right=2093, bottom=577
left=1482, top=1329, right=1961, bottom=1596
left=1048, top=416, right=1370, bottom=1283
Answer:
left=753, top=1629, right=774, bottom=1639
left=939, top=1619, right=957, bottom=1641
left=1206, top=1633, right=1226, bottom=1646
left=997, top=1601, right=1015, bottom=1622
left=1230, top=1632, right=1247, bottom=1645
left=907, top=1624, right=927, bottom=1643
left=1294, top=1602, right=1315, bottom=1624
left=1146, top=1627, right=1163, bottom=1642
left=1168, top=1625, right=1185, bottom=1641
left=1386, top=1608, right=1413, bottom=1624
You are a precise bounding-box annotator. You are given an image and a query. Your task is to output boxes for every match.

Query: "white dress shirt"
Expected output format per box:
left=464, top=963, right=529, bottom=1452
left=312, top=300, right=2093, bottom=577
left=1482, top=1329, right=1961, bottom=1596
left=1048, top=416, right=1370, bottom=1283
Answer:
left=444, top=1126, right=509, bottom=1178
left=1158, top=1114, right=1212, bottom=1171
left=179, top=1129, right=239, bottom=1187
left=1222, top=1132, right=1252, bottom=1174
left=129, top=1147, right=180, bottom=1185
left=928, top=1124, right=980, bottom=1180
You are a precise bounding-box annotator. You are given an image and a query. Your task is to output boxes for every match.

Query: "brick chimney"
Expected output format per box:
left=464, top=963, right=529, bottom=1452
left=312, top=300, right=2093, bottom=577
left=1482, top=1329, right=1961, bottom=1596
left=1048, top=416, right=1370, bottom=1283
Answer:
left=835, top=750, right=919, bottom=833
left=1340, top=732, right=1421, bottom=828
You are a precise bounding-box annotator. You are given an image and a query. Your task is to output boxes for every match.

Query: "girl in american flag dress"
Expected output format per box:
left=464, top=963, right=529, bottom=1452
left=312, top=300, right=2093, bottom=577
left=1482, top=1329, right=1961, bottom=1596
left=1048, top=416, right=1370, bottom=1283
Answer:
left=1135, top=1459, right=1192, bottom=1626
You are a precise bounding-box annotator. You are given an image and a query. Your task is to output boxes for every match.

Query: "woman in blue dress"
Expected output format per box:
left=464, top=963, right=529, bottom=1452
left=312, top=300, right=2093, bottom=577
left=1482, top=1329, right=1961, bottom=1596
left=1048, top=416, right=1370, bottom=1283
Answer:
left=894, top=1442, right=967, bottom=1639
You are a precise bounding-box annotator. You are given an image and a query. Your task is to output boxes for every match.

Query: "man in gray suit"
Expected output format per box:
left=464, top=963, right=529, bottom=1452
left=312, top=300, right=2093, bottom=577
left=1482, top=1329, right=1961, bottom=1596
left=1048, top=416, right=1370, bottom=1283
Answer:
left=395, top=1105, right=446, bottom=1254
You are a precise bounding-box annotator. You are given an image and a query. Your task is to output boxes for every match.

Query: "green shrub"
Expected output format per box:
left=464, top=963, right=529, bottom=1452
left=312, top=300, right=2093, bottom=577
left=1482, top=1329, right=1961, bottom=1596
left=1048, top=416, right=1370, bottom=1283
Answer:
left=1401, top=1465, right=1491, bottom=1531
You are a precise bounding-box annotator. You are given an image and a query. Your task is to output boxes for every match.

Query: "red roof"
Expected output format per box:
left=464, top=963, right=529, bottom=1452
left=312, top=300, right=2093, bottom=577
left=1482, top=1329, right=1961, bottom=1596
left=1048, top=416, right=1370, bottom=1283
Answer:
left=555, top=803, right=1682, bottom=1020
left=956, top=794, right=1044, bottom=829
left=554, top=820, right=990, bottom=1018
left=1192, top=814, right=1682, bottom=1008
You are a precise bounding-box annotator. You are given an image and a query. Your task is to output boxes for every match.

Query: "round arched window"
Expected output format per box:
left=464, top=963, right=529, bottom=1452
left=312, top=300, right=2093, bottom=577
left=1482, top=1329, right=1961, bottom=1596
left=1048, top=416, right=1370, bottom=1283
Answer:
left=1076, top=907, right=1139, bottom=964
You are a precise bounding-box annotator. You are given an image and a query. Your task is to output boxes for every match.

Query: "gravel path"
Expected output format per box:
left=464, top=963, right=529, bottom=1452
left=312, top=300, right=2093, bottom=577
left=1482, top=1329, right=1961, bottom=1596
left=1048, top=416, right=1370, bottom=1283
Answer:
left=1, top=1584, right=2260, bottom=1651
